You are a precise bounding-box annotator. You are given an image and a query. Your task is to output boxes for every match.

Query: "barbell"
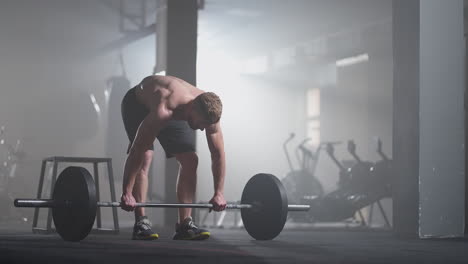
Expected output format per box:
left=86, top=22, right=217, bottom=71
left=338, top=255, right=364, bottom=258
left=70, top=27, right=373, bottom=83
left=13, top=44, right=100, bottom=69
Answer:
left=14, top=166, right=310, bottom=242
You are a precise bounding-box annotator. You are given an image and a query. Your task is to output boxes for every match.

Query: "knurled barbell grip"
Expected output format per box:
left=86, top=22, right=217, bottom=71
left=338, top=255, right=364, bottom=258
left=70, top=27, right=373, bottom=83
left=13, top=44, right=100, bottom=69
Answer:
left=97, top=202, right=254, bottom=209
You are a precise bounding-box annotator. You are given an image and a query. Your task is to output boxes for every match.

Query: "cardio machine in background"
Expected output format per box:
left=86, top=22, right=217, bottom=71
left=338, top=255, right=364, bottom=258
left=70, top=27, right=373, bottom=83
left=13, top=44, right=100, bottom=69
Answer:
left=300, top=139, right=392, bottom=228
left=281, top=133, right=325, bottom=223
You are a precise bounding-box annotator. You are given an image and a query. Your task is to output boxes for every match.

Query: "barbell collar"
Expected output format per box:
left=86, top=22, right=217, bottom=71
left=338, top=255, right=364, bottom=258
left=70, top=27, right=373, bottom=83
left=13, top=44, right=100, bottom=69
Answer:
left=14, top=199, right=69, bottom=208
left=287, top=204, right=311, bottom=211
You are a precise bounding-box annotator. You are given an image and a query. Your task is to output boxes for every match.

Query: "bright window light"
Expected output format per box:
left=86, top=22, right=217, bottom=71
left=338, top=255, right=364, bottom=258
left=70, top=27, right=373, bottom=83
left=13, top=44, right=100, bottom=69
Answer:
left=104, top=89, right=111, bottom=106
left=104, top=89, right=110, bottom=101
left=336, top=53, right=369, bottom=67
left=90, top=94, right=101, bottom=114
left=307, top=88, right=320, bottom=117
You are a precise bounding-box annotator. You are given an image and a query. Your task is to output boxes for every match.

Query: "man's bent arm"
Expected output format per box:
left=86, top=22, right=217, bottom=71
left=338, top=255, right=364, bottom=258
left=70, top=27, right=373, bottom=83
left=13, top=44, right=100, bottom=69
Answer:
left=206, top=124, right=226, bottom=195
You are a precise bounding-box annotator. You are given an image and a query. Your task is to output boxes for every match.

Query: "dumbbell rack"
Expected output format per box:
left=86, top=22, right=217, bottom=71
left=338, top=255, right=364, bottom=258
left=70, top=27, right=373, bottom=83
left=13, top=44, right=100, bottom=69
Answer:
left=32, top=156, right=119, bottom=235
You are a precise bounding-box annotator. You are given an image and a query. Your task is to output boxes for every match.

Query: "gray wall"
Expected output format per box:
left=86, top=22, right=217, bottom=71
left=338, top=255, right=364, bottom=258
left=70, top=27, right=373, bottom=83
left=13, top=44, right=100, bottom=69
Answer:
left=419, top=0, right=465, bottom=237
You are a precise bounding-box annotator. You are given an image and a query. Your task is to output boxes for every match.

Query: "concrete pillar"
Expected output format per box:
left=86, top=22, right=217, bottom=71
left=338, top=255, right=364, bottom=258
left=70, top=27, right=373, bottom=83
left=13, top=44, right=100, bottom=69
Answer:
left=155, top=0, right=198, bottom=227
left=393, top=0, right=421, bottom=238
left=393, top=0, right=465, bottom=238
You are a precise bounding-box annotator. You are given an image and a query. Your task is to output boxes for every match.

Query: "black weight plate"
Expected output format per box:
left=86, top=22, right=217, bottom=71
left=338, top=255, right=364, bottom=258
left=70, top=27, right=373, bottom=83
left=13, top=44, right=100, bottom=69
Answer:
left=52, top=166, right=96, bottom=241
left=241, top=173, right=288, bottom=240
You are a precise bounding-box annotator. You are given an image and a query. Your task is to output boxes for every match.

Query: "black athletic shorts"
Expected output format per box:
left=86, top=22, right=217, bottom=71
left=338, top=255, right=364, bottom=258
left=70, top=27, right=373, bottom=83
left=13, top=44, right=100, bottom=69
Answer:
left=121, top=87, right=196, bottom=158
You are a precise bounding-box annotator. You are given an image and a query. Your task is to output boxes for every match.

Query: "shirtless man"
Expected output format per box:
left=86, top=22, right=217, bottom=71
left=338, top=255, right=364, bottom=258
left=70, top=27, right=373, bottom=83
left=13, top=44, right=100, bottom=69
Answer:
left=120, top=75, right=226, bottom=240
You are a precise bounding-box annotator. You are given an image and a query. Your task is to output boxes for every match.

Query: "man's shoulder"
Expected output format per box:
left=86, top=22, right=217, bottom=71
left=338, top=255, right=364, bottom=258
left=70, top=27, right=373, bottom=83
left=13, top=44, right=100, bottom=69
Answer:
left=141, top=75, right=174, bottom=89
left=148, top=103, right=173, bottom=123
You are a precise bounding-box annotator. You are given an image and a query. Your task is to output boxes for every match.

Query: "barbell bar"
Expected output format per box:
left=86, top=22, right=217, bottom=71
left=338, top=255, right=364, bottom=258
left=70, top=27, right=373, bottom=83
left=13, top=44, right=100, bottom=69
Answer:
left=14, top=200, right=310, bottom=211
left=14, top=166, right=310, bottom=241
left=98, top=203, right=310, bottom=211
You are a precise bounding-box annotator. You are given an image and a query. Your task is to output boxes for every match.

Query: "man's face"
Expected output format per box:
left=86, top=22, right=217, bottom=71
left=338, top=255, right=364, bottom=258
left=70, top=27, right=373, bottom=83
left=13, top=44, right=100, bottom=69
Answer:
left=188, top=111, right=210, bottom=131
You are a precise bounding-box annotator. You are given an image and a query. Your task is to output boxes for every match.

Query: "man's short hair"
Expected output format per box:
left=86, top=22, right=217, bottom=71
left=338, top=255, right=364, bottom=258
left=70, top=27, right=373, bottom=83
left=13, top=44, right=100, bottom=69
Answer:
left=194, top=92, right=222, bottom=124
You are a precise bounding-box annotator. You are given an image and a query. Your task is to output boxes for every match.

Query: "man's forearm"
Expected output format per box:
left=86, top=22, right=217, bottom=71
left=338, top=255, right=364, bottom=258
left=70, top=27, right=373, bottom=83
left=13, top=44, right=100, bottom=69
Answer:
left=211, top=152, right=226, bottom=194
left=122, top=148, right=146, bottom=194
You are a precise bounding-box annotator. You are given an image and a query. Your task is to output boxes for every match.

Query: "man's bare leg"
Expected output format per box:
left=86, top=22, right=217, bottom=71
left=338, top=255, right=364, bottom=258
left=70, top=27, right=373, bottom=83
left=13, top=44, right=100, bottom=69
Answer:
left=133, top=150, right=153, bottom=219
left=131, top=149, right=159, bottom=240
left=175, top=152, right=198, bottom=223
left=173, top=152, right=209, bottom=240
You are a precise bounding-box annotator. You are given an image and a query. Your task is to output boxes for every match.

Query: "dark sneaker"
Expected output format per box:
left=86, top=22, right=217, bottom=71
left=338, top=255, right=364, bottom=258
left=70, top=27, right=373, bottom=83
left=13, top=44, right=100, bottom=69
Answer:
left=173, top=216, right=210, bottom=240
left=132, top=216, right=159, bottom=240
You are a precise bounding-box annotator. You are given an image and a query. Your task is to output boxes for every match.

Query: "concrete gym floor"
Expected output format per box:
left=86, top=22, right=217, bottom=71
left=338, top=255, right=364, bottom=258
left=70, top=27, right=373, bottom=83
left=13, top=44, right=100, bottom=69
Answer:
left=0, top=224, right=468, bottom=264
